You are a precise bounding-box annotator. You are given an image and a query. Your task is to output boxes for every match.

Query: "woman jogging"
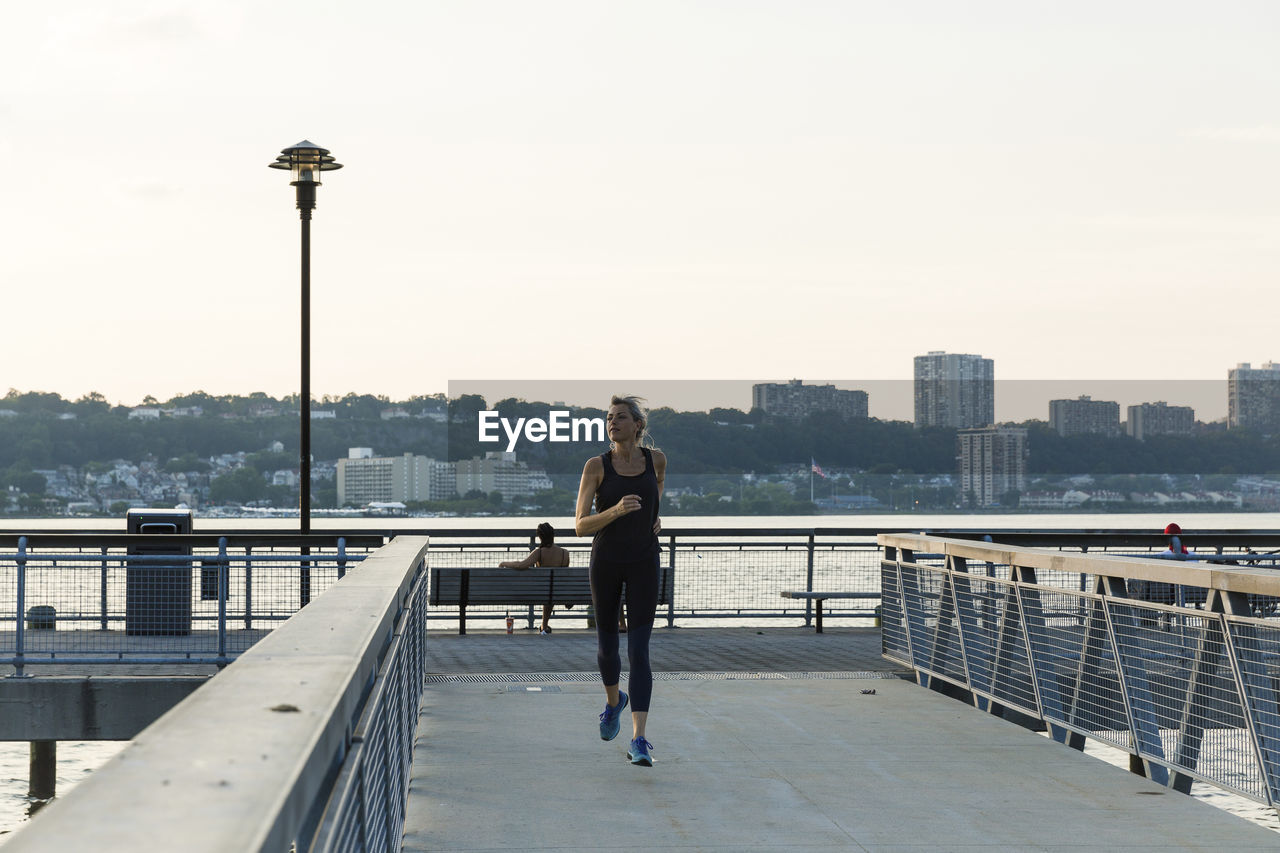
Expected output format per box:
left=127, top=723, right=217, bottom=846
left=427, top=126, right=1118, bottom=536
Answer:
left=498, top=522, right=570, bottom=635
left=574, top=395, right=666, bottom=766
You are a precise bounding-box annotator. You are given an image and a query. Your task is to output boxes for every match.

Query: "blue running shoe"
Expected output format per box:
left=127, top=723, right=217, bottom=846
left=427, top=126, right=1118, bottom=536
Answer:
left=598, top=691, right=628, bottom=741
left=627, top=736, right=654, bottom=766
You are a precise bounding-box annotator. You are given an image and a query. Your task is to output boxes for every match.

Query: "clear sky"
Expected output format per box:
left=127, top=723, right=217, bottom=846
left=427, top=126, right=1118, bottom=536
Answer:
left=3, top=2, right=1278, bottom=415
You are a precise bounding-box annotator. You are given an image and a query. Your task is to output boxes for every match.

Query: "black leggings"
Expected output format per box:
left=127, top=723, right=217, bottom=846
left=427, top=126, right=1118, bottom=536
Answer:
left=591, top=553, right=659, bottom=713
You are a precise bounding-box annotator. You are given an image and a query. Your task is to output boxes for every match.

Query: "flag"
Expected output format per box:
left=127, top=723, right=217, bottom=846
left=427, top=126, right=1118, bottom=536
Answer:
left=811, top=457, right=827, bottom=479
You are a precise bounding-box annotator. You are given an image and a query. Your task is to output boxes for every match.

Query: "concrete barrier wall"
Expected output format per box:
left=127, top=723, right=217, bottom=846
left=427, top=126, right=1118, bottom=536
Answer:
left=0, top=677, right=206, bottom=740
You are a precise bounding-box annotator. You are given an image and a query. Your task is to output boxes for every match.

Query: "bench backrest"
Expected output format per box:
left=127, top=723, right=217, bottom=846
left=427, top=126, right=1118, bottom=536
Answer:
left=430, top=564, right=672, bottom=606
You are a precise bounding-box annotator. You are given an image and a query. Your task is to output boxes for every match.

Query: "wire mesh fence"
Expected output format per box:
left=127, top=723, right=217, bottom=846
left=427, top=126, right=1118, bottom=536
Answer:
left=879, top=558, right=909, bottom=659
left=880, top=533, right=1280, bottom=810
left=1022, top=586, right=1134, bottom=753
left=0, top=536, right=375, bottom=670
left=1226, top=617, right=1280, bottom=805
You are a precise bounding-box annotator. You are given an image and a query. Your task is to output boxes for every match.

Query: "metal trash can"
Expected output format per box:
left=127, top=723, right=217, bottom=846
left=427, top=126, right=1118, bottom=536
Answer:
left=126, top=508, right=193, bottom=636
left=26, top=605, right=56, bottom=630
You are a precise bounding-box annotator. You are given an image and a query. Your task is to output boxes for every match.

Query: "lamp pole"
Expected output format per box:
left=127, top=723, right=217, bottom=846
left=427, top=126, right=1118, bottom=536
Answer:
left=268, top=141, right=342, bottom=539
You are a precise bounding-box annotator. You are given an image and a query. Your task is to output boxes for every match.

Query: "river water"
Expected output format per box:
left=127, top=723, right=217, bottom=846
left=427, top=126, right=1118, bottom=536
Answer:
left=2, top=511, right=1278, bottom=841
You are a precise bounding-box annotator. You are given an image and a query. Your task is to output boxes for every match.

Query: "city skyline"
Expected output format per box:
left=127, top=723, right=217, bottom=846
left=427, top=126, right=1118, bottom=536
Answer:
left=0, top=375, right=1240, bottom=424
left=5, top=3, right=1279, bottom=404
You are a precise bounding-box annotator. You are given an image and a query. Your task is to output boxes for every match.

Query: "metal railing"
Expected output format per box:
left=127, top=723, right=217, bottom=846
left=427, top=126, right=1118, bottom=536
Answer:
left=10, top=526, right=1264, bottom=637
left=0, top=534, right=382, bottom=673
left=7, top=526, right=1277, bottom=652
left=878, top=532, right=1280, bottom=809
left=422, top=526, right=1280, bottom=629
left=4, top=535, right=429, bottom=853
left=422, top=527, right=889, bottom=628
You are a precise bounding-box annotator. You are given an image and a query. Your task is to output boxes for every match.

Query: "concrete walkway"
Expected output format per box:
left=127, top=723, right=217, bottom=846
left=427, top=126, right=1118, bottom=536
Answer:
left=406, top=629, right=1279, bottom=851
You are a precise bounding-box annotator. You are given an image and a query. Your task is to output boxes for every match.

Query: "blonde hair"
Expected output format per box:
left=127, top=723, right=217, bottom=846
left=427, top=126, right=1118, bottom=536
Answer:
left=609, top=394, right=658, bottom=451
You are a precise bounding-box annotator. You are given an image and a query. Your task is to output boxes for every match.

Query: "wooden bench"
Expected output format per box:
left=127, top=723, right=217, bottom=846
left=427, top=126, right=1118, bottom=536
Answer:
left=431, top=565, right=673, bottom=634
left=780, top=591, right=879, bottom=633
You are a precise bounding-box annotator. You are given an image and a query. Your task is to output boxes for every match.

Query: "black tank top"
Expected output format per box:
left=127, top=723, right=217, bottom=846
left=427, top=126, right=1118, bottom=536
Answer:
left=592, top=447, right=660, bottom=562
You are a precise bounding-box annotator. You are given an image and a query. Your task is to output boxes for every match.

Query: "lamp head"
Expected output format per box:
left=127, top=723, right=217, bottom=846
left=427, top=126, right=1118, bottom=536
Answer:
left=268, top=140, right=343, bottom=185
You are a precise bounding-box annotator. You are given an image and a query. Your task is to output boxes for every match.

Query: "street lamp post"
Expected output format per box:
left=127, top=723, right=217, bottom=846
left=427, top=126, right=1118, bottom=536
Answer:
left=268, top=141, right=342, bottom=540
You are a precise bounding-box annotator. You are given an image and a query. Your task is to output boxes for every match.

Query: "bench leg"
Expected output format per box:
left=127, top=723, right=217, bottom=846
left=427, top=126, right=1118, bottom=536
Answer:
left=816, top=599, right=824, bottom=634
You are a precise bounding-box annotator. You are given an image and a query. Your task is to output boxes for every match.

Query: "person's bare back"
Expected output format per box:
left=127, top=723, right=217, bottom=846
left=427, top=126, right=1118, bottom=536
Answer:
left=536, top=544, right=570, bottom=568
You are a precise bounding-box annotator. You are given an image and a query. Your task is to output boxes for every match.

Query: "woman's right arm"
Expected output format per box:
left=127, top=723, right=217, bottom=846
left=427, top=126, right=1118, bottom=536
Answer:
left=575, top=456, right=640, bottom=537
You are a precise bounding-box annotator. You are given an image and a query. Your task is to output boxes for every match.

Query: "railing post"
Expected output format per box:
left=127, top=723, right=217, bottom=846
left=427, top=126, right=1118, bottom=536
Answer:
left=1076, top=545, right=1089, bottom=631
left=100, top=545, right=109, bottom=630
left=244, top=546, right=253, bottom=631
left=666, top=534, right=676, bottom=628
left=15, top=536, right=28, bottom=678
left=217, top=537, right=228, bottom=666
left=527, top=534, right=537, bottom=630
left=804, top=532, right=815, bottom=627
left=945, top=556, right=981, bottom=704
left=300, top=539, right=312, bottom=609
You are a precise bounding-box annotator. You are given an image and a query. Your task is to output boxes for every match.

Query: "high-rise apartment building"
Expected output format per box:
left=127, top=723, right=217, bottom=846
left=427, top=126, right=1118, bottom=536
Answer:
left=336, top=452, right=452, bottom=506
left=957, top=427, right=1027, bottom=507
left=1048, top=396, right=1120, bottom=437
left=914, top=352, right=994, bottom=429
left=1229, top=362, right=1280, bottom=433
left=751, top=380, right=868, bottom=420
left=1126, top=402, right=1194, bottom=441
left=427, top=460, right=457, bottom=501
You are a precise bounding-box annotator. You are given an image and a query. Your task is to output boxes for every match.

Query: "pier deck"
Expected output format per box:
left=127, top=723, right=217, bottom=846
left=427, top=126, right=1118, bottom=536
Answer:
left=407, top=627, right=1278, bottom=851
